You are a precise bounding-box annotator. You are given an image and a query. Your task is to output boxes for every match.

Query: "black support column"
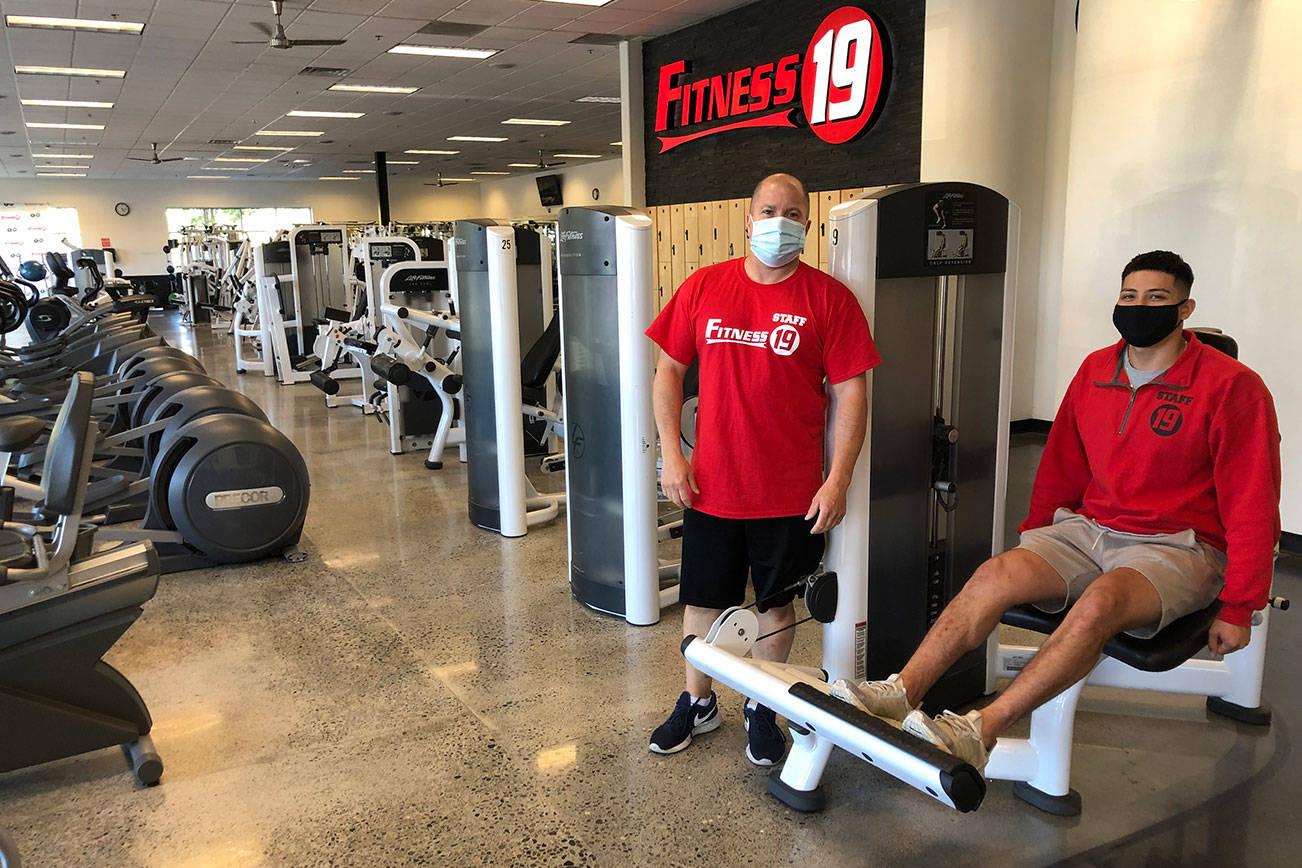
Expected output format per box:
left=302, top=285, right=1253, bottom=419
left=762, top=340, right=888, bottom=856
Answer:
left=375, top=151, right=390, bottom=226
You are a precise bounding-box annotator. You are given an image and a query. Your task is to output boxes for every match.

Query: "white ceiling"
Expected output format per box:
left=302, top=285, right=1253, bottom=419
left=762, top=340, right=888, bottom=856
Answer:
left=0, top=0, right=752, bottom=181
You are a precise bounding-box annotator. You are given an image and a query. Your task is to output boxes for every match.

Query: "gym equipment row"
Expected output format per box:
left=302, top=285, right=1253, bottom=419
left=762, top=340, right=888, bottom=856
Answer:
left=682, top=182, right=1288, bottom=817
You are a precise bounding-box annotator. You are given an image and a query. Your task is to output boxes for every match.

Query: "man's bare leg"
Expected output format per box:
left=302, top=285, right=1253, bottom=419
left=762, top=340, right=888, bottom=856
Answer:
left=684, top=605, right=725, bottom=697
left=754, top=602, right=796, bottom=665
left=976, top=568, right=1162, bottom=747
left=897, top=549, right=1067, bottom=704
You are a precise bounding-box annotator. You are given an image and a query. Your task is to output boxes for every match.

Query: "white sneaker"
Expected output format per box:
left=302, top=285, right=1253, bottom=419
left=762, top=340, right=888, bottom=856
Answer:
left=829, top=673, right=912, bottom=722
left=902, top=708, right=989, bottom=771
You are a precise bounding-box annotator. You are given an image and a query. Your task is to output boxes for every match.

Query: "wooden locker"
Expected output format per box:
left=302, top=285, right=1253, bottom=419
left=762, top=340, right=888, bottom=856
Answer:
left=800, top=194, right=820, bottom=267
left=669, top=204, right=686, bottom=291
left=710, top=200, right=730, bottom=263
left=727, top=199, right=747, bottom=259
left=682, top=203, right=702, bottom=265
left=656, top=205, right=672, bottom=263
left=657, top=261, right=673, bottom=311
left=817, top=191, right=839, bottom=268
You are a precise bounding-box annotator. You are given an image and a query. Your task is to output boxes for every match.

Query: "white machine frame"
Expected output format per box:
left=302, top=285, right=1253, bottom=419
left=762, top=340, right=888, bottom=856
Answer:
left=377, top=295, right=465, bottom=464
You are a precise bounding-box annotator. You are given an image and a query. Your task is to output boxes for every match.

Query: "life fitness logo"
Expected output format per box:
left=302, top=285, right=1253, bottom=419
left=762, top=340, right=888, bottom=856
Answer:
left=652, top=6, right=889, bottom=154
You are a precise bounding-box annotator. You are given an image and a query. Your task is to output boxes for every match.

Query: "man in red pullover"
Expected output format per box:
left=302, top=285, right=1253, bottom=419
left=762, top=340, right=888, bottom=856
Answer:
left=832, top=250, right=1281, bottom=769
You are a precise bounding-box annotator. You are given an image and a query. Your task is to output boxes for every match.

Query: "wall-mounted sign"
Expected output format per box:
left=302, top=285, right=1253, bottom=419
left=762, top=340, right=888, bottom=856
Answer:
left=643, top=0, right=922, bottom=206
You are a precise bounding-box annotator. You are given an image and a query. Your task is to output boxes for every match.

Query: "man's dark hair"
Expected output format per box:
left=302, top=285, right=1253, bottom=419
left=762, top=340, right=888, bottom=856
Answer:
left=1122, top=250, right=1194, bottom=298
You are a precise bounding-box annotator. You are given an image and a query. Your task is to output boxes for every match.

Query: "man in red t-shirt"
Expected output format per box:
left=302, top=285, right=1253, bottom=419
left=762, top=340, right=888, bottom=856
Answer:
left=645, top=173, right=881, bottom=766
left=832, top=250, right=1282, bottom=772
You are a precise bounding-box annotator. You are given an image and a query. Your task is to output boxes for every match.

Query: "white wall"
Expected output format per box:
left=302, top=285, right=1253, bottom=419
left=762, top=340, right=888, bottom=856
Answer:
left=0, top=178, right=378, bottom=274
left=1053, top=0, right=1302, bottom=532
left=919, top=0, right=1063, bottom=420
left=478, top=158, right=625, bottom=220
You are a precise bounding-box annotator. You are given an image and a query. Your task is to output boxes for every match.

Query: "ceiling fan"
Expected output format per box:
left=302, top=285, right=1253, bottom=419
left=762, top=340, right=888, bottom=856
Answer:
left=526, top=149, right=566, bottom=169
left=125, top=143, right=185, bottom=164
left=232, top=1, right=347, bottom=50
left=424, top=173, right=460, bottom=187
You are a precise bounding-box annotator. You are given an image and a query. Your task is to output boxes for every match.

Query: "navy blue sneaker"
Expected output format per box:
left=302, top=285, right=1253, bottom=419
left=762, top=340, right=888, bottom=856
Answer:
left=743, top=701, right=786, bottom=766
left=650, top=691, right=720, bottom=754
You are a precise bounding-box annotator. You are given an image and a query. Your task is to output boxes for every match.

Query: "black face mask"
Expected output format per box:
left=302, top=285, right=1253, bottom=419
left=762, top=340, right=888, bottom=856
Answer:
left=1112, top=302, right=1183, bottom=347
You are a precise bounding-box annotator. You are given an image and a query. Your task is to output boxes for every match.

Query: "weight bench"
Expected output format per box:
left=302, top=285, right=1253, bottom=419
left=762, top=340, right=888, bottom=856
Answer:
left=985, top=593, right=1284, bottom=815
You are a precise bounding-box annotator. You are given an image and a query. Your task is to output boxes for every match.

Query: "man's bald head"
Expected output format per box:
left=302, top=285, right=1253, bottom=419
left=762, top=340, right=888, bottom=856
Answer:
left=749, top=173, right=810, bottom=224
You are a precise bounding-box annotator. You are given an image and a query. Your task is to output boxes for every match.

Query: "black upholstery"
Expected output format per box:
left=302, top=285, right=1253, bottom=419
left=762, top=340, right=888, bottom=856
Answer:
left=521, top=316, right=560, bottom=391
left=0, top=417, right=46, bottom=452
left=40, top=372, right=95, bottom=517
left=1003, top=600, right=1222, bottom=673
left=44, top=253, right=74, bottom=294
left=1190, top=327, right=1238, bottom=359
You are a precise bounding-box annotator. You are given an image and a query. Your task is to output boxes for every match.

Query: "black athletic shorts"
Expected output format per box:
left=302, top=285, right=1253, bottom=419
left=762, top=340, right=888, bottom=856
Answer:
left=679, top=509, right=826, bottom=613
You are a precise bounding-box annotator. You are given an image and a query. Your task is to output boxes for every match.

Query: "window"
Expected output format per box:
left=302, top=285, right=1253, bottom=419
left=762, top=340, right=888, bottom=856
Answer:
left=165, top=207, right=313, bottom=245
left=0, top=203, right=81, bottom=272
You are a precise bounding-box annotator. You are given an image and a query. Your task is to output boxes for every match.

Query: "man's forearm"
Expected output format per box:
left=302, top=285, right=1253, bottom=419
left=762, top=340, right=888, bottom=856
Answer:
left=653, top=367, right=686, bottom=459
left=826, top=376, right=867, bottom=487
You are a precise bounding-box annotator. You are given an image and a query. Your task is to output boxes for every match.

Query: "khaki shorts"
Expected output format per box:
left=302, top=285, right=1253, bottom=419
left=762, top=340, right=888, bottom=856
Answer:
left=1017, top=508, right=1226, bottom=638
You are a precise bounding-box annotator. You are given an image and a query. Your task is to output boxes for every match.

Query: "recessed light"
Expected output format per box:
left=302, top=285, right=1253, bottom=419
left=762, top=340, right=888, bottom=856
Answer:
left=610, top=141, right=623, bottom=146
left=234, top=145, right=292, bottom=152
left=292, top=159, right=312, bottom=163
left=4, top=16, right=145, bottom=34
left=405, top=149, right=459, bottom=155
left=535, top=0, right=613, bottom=6
left=328, top=84, right=419, bottom=94
left=254, top=129, right=323, bottom=137
left=214, top=157, right=267, bottom=163
left=202, top=166, right=249, bottom=171
left=508, top=163, right=540, bottom=168
left=37, top=171, right=86, bottom=176
left=14, top=65, right=125, bottom=78
left=472, top=171, right=510, bottom=175
left=35, top=164, right=89, bottom=169
left=388, top=45, right=498, bottom=59
left=554, top=153, right=603, bottom=159
left=343, top=169, right=376, bottom=173
left=26, top=121, right=105, bottom=130
left=575, top=96, right=622, bottom=104
left=502, top=118, right=571, bottom=126
left=439, top=178, right=476, bottom=182
left=386, top=160, right=419, bottom=165
left=38, top=153, right=94, bottom=159
left=319, top=176, right=359, bottom=181
left=188, top=175, right=228, bottom=179
left=448, top=136, right=508, bottom=143
left=21, top=99, right=113, bottom=109
left=287, top=110, right=365, bottom=119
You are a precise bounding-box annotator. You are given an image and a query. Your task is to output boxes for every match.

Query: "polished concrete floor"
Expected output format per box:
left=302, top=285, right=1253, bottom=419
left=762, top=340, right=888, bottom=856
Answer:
left=1, top=313, right=1298, bottom=867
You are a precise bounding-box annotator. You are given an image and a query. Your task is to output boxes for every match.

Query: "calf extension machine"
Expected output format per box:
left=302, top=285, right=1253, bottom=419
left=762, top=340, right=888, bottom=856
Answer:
left=684, top=182, right=1018, bottom=812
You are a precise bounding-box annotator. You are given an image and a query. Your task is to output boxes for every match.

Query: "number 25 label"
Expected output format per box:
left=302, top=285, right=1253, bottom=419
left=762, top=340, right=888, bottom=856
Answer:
left=800, top=7, right=888, bottom=145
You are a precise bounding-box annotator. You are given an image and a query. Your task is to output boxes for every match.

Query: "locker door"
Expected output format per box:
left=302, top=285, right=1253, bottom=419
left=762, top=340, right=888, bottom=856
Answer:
left=800, top=193, right=820, bottom=267
left=683, top=203, right=702, bottom=267
left=656, top=205, right=672, bottom=264
left=817, top=190, right=840, bottom=269
left=657, top=261, right=673, bottom=311
left=710, top=201, right=730, bottom=263
left=669, top=204, right=686, bottom=290
left=727, top=199, right=747, bottom=259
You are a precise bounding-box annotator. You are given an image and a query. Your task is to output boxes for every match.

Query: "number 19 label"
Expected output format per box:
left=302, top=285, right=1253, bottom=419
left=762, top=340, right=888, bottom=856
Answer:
left=800, top=7, right=888, bottom=145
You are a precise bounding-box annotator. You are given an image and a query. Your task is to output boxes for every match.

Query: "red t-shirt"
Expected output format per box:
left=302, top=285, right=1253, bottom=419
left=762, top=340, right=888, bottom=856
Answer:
left=646, top=258, right=881, bottom=519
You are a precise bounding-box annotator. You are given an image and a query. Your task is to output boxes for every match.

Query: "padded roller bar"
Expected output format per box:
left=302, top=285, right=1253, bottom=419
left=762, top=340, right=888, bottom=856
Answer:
left=308, top=370, right=340, bottom=395
left=370, top=354, right=410, bottom=386
left=683, top=636, right=986, bottom=813
left=441, top=374, right=463, bottom=395
left=343, top=337, right=378, bottom=353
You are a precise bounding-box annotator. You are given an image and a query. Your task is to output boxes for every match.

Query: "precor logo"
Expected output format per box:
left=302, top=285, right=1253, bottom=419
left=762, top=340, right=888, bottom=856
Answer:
left=204, top=486, right=286, bottom=511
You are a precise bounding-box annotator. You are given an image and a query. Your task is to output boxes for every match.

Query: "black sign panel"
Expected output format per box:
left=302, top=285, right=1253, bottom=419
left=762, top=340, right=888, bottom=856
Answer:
left=643, top=0, right=923, bottom=206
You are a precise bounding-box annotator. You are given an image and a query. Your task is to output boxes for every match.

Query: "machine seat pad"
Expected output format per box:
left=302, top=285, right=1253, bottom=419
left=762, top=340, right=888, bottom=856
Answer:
left=0, top=416, right=47, bottom=451
left=520, top=317, right=560, bottom=391
left=1003, top=600, right=1222, bottom=673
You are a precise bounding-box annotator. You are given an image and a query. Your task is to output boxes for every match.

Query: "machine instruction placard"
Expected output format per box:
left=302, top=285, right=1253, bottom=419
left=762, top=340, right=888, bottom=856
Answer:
left=926, top=191, right=976, bottom=265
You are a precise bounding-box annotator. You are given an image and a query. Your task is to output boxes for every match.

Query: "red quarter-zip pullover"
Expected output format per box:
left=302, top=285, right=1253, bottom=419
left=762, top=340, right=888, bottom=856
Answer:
left=1021, top=331, right=1281, bottom=626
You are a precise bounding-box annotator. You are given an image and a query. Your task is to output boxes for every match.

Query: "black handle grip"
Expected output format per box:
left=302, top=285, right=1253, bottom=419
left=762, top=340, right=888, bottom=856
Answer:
left=343, top=337, right=378, bottom=353
left=309, top=370, right=340, bottom=395
left=370, top=353, right=410, bottom=386
left=441, top=374, right=463, bottom=394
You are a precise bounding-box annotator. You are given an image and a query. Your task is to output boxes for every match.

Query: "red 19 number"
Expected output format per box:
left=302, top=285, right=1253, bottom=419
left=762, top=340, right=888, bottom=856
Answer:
left=801, top=7, right=888, bottom=145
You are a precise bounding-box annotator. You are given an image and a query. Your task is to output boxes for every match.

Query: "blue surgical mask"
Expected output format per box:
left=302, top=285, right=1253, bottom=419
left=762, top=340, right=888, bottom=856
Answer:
left=748, top=216, right=806, bottom=268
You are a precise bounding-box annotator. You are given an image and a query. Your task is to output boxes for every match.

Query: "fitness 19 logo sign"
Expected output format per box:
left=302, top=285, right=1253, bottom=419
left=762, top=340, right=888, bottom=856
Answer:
left=652, top=6, right=889, bottom=154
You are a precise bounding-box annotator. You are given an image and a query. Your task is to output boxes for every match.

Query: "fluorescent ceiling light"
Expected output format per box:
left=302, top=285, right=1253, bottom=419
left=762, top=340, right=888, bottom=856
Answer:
left=554, top=153, right=602, bottom=158
left=472, top=171, right=510, bottom=175
left=575, top=96, right=621, bottom=104
left=188, top=175, right=228, bottom=179
left=319, top=176, right=359, bottom=181
left=534, top=0, right=614, bottom=6
left=255, top=129, right=323, bottom=137
left=405, top=149, right=459, bottom=155
left=447, top=135, right=508, bottom=142
left=37, top=172, right=86, bottom=177
left=214, top=157, right=266, bottom=163
left=502, top=118, right=570, bottom=126
left=234, top=145, right=291, bottom=151
left=26, top=121, right=104, bottom=130
left=439, top=178, right=476, bottom=182
left=610, top=141, right=623, bottom=146
left=508, top=163, right=540, bottom=168
left=38, top=153, right=94, bottom=159
left=389, top=45, right=498, bottom=59
left=21, top=99, right=113, bottom=109
left=343, top=169, right=375, bottom=173
left=292, top=159, right=312, bottom=163
left=203, top=166, right=249, bottom=171
left=35, top=164, right=89, bottom=169
left=288, top=110, right=365, bottom=119
left=328, top=84, right=419, bottom=94
left=15, top=65, right=125, bottom=78
left=5, top=15, right=145, bottom=34
left=386, top=160, right=419, bottom=165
